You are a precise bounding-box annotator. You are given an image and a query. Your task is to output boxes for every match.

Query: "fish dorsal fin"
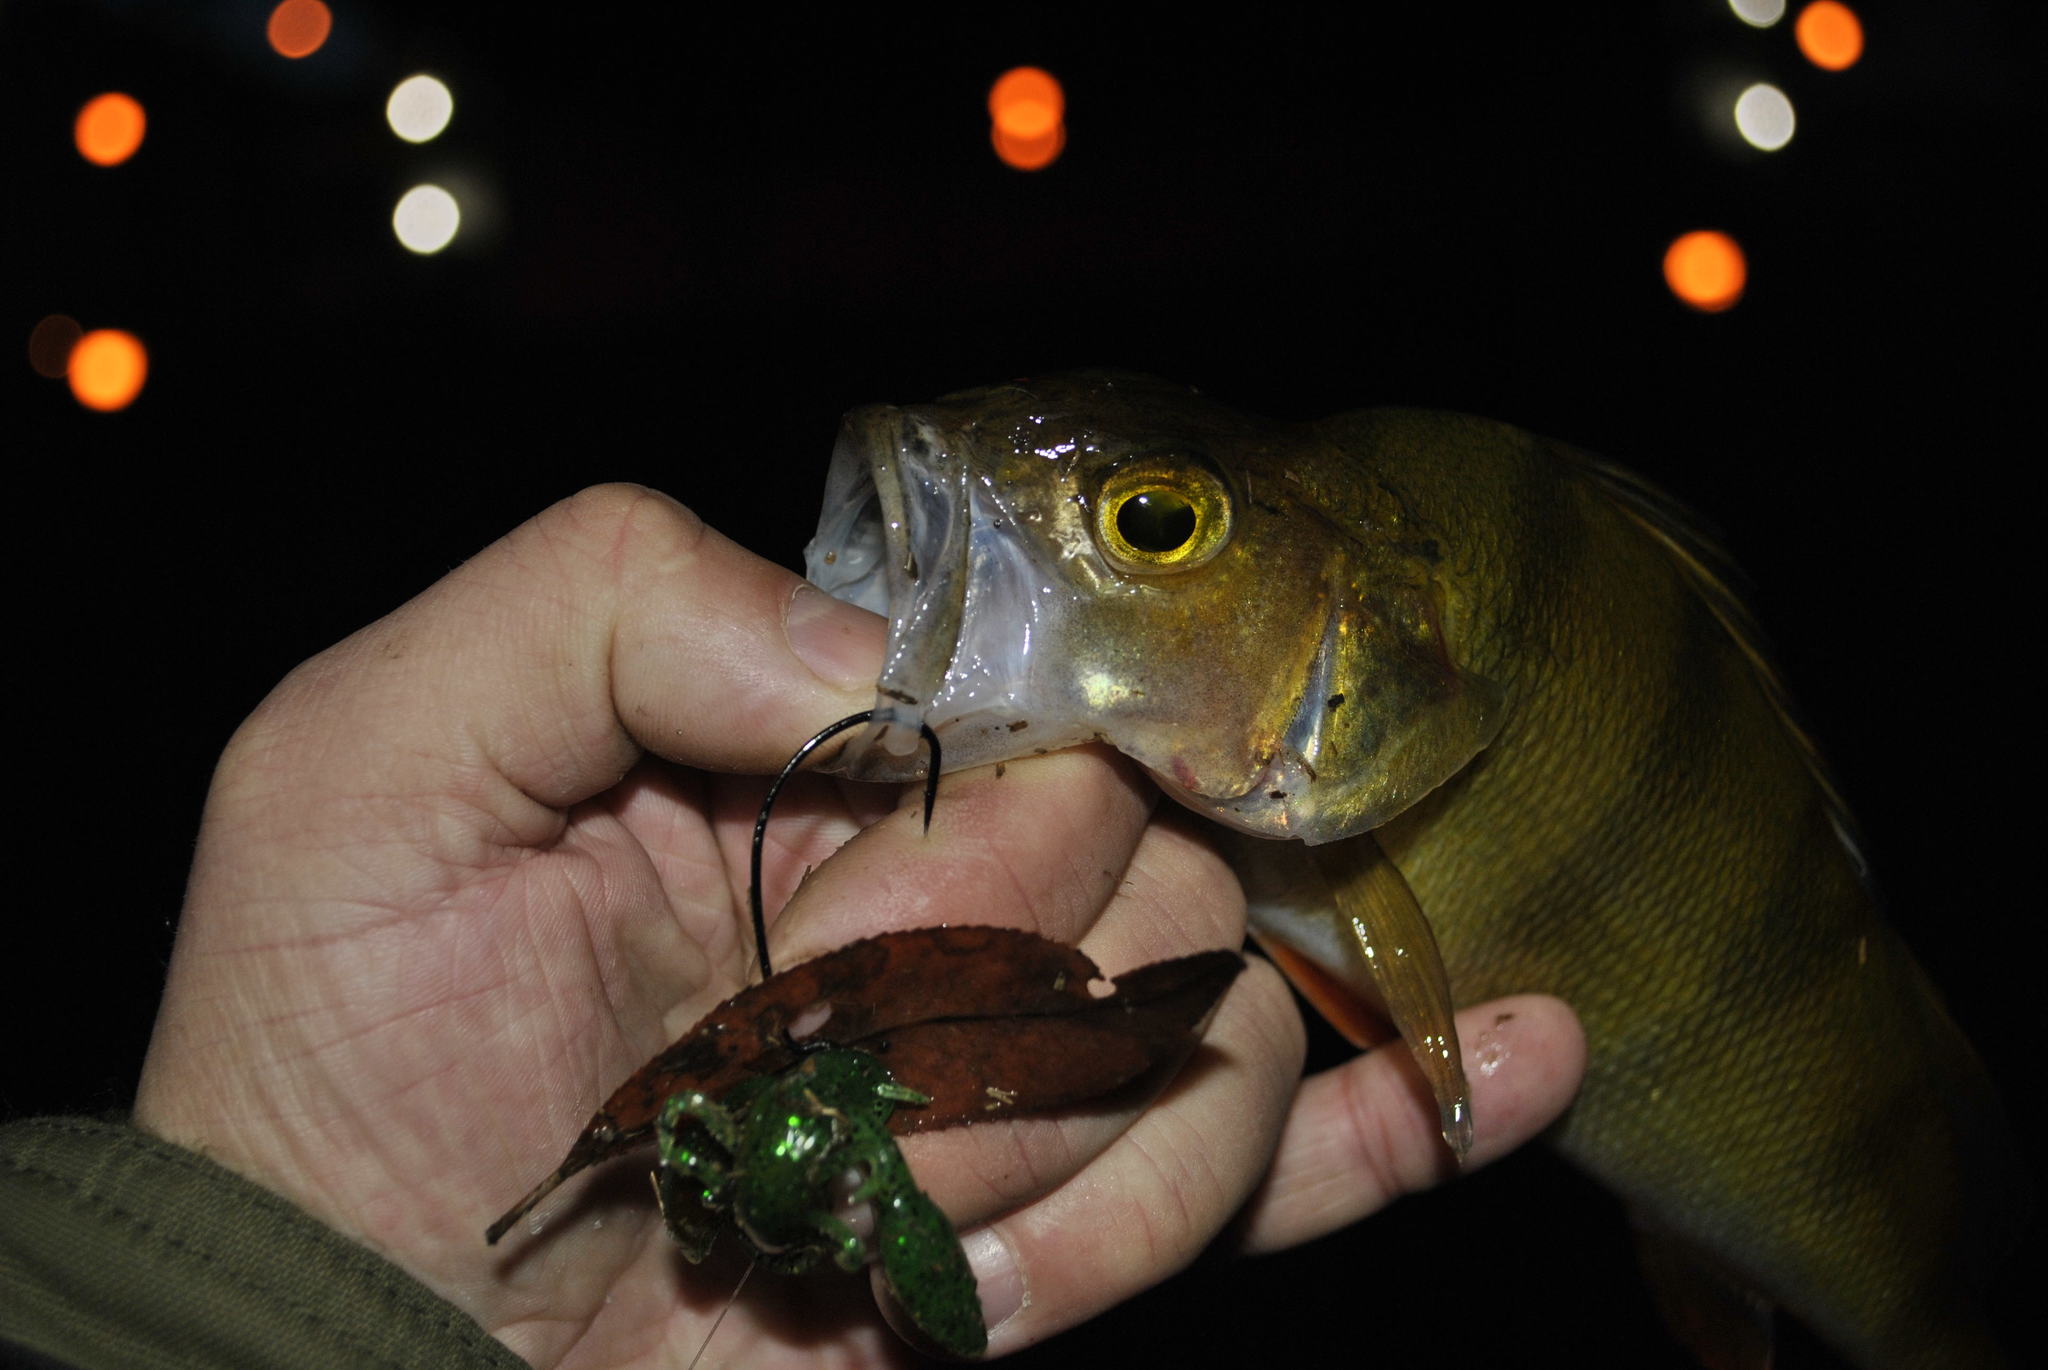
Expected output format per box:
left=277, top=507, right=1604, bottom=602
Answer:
left=1566, top=447, right=1868, bottom=880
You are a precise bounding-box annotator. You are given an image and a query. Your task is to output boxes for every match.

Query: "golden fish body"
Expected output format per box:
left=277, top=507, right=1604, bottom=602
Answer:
left=804, top=371, right=2015, bottom=1368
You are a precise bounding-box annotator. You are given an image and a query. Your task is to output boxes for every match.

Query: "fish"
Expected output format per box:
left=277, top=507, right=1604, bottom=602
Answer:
left=801, top=370, right=2020, bottom=1370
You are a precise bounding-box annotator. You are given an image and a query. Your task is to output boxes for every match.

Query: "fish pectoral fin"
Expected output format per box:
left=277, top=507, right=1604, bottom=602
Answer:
left=1304, top=833, right=1472, bottom=1159
left=1629, top=1220, right=1777, bottom=1370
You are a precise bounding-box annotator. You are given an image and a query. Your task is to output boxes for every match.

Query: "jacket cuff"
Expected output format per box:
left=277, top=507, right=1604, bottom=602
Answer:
left=0, top=1115, right=528, bottom=1370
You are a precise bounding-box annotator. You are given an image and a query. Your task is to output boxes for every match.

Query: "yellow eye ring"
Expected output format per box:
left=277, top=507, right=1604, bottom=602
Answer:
left=1094, top=462, right=1232, bottom=572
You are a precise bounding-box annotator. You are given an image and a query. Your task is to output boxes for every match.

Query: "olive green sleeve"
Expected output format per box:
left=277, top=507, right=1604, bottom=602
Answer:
left=0, top=1116, right=529, bottom=1370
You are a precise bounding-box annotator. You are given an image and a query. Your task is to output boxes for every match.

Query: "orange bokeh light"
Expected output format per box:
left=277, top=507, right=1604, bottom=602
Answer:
left=75, top=92, right=146, bottom=167
left=989, top=67, right=1064, bottom=138
left=68, top=330, right=149, bottom=412
left=1795, top=2, right=1863, bottom=71
left=267, top=0, right=334, bottom=59
left=989, top=67, right=1066, bottom=171
left=1664, top=231, right=1747, bottom=313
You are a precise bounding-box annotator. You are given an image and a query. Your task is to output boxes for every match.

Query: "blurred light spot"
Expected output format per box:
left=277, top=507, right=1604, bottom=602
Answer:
left=989, top=67, right=1064, bottom=137
left=268, top=0, right=333, bottom=60
left=1796, top=1, right=1863, bottom=70
left=394, top=184, right=461, bottom=254
left=1734, top=83, right=1796, bottom=150
left=75, top=92, right=146, bottom=167
left=989, top=66, right=1065, bottom=171
left=68, top=329, right=148, bottom=411
left=1664, top=231, right=1747, bottom=313
left=29, top=315, right=84, bottom=378
left=1729, top=0, right=1785, bottom=26
left=992, top=124, right=1065, bottom=172
left=387, top=74, right=453, bottom=143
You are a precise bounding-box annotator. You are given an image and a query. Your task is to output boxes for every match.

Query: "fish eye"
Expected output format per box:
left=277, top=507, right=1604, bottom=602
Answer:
left=1094, top=462, right=1231, bottom=573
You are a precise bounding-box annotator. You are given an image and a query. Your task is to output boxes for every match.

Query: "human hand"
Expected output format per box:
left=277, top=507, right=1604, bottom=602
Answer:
left=132, top=485, right=1582, bottom=1366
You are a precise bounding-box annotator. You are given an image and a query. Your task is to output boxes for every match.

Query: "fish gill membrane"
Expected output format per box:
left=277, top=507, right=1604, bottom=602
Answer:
left=802, top=370, right=2023, bottom=1370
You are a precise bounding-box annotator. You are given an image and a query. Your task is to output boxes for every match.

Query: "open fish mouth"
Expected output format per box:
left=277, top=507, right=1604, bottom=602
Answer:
left=804, top=405, right=1098, bottom=781
left=805, top=405, right=968, bottom=769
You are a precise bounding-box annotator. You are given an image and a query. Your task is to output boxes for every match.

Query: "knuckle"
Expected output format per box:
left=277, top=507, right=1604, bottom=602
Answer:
left=541, top=482, right=709, bottom=573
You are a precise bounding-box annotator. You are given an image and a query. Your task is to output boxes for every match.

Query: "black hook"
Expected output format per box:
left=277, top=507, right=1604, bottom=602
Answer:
left=749, top=711, right=942, bottom=981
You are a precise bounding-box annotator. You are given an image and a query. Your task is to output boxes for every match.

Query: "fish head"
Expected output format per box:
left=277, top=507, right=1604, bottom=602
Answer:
left=805, top=372, right=1499, bottom=843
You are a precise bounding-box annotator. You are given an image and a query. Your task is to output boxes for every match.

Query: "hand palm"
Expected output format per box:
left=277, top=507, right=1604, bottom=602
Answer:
left=129, top=493, right=958, bottom=1366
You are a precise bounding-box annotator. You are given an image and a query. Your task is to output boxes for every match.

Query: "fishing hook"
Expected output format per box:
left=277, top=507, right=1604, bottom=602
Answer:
left=749, top=710, right=942, bottom=981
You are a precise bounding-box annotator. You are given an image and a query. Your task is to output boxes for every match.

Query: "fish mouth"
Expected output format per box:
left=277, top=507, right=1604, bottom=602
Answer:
left=805, top=404, right=1098, bottom=781
left=806, top=405, right=971, bottom=772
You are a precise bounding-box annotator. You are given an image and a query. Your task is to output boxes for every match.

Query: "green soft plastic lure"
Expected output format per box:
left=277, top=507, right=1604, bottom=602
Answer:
left=655, top=1043, right=985, bottom=1357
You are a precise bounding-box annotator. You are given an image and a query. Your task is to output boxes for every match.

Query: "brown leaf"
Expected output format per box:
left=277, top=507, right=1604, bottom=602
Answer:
left=873, top=948, right=1245, bottom=1129
left=486, top=926, right=1241, bottom=1244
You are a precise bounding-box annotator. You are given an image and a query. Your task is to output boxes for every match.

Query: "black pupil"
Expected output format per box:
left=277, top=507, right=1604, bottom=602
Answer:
left=1117, top=491, right=1197, bottom=553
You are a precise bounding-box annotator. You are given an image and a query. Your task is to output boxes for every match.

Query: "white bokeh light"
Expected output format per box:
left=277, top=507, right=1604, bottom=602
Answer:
left=1734, top=83, right=1796, bottom=151
left=1729, top=0, right=1786, bottom=27
left=393, top=184, right=461, bottom=254
left=386, top=75, right=454, bottom=144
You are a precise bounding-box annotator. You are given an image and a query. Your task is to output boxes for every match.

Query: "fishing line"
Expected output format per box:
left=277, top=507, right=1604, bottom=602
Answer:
left=748, top=710, right=941, bottom=981
left=684, top=1258, right=754, bottom=1370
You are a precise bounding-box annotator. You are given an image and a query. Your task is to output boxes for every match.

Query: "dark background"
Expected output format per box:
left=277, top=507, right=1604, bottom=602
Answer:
left=4, top=2, right=2035, bottom=1364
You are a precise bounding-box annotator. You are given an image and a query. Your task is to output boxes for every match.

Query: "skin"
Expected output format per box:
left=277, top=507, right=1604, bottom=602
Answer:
left=130, top=484, right=1584, bottom=1367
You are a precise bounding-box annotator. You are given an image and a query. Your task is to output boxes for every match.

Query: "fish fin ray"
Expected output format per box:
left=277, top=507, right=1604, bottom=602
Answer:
left=1306, top=833, right=1471, bottom=1158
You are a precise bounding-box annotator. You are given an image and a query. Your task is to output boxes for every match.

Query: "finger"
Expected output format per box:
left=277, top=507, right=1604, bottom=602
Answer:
left=1070, top=805, right=1246, bottom=977
left=225, top=484, right=886, bottom=832
left=1234, top=993, right=1585, bottom=1254
left=817, top=794, right=1250, bottom=1226
left=929, top=956, right=1307, bottom=1352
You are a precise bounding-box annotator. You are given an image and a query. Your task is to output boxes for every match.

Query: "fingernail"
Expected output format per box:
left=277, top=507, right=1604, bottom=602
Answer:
left=784, top=583, right=885, bottom=692
left=962, top=1225, right=1027, bottom=1339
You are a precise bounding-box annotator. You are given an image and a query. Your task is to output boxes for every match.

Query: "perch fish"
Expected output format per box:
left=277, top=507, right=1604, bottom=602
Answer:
left=802, top=371, right=2017, bottom=1369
